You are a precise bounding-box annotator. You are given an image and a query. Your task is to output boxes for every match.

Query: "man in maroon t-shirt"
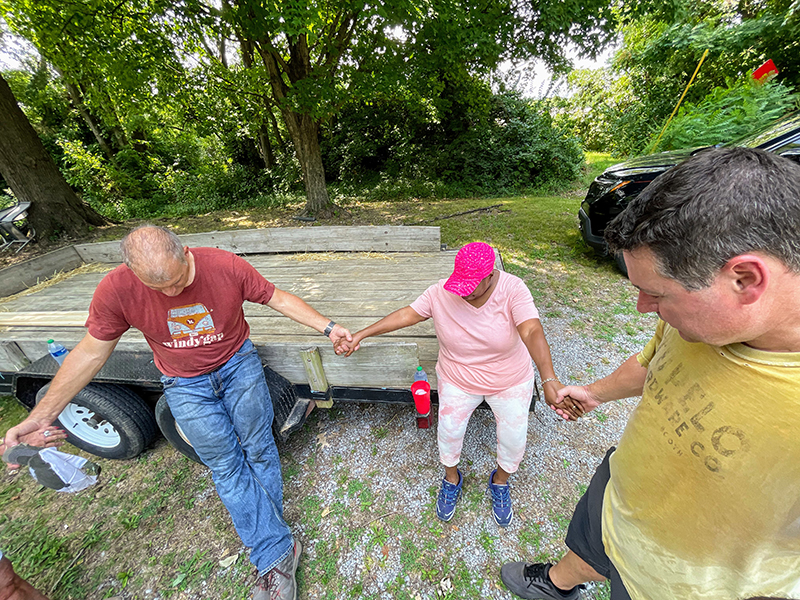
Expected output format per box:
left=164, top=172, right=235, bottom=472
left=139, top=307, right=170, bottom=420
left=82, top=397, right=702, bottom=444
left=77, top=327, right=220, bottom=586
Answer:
left=5, top=225, right=353, bottom=600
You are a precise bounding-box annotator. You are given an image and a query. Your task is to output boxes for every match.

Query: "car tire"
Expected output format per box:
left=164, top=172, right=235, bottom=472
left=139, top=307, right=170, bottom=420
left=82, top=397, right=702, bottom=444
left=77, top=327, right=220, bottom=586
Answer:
left=614, top=252, right=629, bottom=277
left=36, top=383, right=158, bottom=460
left=154, top=395, right=203, bottom=464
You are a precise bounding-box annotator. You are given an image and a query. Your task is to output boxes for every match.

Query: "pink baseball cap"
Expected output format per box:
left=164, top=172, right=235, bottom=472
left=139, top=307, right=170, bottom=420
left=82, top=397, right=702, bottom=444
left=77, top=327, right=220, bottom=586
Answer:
left=443, top=242, right=496, bottom=296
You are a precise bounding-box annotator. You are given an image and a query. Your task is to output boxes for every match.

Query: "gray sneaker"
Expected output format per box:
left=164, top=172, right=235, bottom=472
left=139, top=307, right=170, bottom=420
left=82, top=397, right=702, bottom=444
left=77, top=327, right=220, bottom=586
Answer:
left=500, top=562, right=583, bottom=600
left=252, top=539, right=303, bottom=600
left=3, top=443, right=66, bottom=490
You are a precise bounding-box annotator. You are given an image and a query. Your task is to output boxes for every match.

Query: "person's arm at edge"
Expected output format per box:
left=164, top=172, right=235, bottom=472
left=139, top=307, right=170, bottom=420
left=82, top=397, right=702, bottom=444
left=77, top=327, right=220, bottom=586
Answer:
left=516, top=318, right=572, bottom=416
left=266, top=288, right=353, bottom=346
left=340, top=306, right=427, bottom=357
left=552, top=354, right=648, bottom=420
left=4, top=333, right=120, bottom=447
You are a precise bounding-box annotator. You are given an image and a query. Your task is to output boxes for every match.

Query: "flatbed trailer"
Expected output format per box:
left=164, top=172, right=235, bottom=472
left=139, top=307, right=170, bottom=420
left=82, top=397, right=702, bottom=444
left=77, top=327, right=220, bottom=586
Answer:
left=0, top=226, right=535, bottom=462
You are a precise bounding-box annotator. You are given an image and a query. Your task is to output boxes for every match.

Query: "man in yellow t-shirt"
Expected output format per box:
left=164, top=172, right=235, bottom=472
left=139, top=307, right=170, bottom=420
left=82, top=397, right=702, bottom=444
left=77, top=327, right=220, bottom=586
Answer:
left=501, top=147, right=800, bottom=600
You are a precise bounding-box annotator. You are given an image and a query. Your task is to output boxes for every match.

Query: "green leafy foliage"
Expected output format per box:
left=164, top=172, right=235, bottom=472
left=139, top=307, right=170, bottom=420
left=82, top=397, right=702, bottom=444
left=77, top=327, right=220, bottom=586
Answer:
left=549, top=69, right=618, bottom=152
left=323, top=89, right=584, bottom=193
left=656, top=79, right=799, bottom=150
left=1, top=0, right=615, bottom=217
left=557, top=0, right=800, bottom=156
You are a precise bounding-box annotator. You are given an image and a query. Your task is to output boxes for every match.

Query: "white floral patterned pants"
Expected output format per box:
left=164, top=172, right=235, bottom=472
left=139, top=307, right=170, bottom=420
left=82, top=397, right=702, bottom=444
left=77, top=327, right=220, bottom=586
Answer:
left=437, top=376, right=535, bottom=473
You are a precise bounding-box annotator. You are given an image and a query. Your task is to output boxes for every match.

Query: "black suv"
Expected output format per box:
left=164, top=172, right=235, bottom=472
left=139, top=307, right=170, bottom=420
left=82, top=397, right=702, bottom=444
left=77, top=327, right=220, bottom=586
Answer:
left=579, top=113, right=800, bottom=272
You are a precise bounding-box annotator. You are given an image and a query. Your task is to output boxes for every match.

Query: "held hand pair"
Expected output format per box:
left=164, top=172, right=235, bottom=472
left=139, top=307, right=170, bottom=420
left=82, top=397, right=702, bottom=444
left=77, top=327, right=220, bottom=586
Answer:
left=548, top=384, right=603, bottom=422
left=333, top=336, right=361, bottom=356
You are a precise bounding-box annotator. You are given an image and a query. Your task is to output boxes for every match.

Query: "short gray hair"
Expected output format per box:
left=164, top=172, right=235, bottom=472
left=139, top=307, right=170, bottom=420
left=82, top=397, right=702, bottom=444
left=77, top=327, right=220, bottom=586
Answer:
left=604, top=147, right=800, bottom=290
left=120, top=225, right=186, bottom=283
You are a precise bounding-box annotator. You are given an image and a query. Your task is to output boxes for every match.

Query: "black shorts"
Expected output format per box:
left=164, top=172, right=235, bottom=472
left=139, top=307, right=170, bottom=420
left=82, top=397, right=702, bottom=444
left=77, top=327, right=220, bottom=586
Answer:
left=565, top=447, right=632, bottom=600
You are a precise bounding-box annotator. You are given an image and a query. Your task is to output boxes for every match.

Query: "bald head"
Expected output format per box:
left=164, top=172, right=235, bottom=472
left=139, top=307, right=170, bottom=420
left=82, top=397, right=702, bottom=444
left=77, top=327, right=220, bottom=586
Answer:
left=120, top=225, right=186, bottom=284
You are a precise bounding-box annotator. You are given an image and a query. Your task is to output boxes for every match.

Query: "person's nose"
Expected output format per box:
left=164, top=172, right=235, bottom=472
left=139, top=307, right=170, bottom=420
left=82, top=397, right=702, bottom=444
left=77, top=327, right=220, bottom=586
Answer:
left=636, top=291, right=658, bottom=314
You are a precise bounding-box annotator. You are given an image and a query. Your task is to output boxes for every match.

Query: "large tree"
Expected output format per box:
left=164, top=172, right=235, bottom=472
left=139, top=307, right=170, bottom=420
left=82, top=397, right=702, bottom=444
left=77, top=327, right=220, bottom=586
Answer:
left=173, top=0, right=620, bottom=216
left=0, top=72, right=106, bottom=239
left=1, top=0, right=188, bottom=157
left=4, top=0, right=621, bottom=217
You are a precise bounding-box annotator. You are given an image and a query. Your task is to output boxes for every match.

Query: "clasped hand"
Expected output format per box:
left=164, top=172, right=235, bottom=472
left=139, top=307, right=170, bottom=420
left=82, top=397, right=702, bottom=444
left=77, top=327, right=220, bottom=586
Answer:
left=327, top=324, right=357, bottom=354
left=334, top=334, right=361, bottom=356
left=549, top=385, right=602, bottom=421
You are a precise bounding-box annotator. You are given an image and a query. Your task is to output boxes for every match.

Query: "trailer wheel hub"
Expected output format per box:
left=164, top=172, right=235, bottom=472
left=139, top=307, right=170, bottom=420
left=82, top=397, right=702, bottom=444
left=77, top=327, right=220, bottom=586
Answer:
left=59, top=402, right=122, bottom=448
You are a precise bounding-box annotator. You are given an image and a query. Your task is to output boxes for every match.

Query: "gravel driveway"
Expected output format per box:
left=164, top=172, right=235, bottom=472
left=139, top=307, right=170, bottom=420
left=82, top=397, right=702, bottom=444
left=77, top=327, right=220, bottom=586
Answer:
left=275, top=307, right=656, bottom=600
left=0, top=288, right=657, bottom=600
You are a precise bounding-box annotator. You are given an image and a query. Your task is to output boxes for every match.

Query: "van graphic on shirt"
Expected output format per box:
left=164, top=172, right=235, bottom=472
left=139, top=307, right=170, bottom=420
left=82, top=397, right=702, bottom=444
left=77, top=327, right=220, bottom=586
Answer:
left=167, top=303, right=215, bottom=339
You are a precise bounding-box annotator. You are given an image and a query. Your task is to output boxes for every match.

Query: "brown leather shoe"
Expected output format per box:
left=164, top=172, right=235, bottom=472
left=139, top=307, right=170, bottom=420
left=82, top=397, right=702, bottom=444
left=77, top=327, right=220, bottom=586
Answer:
left=252, top=539, right=302, bottom=600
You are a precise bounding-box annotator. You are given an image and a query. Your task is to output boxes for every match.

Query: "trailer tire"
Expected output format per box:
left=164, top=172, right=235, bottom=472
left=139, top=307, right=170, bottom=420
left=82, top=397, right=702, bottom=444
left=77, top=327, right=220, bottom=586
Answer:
left=36, top=383, right=158, bottom=460
left=155, top=396, right=203, bottom=464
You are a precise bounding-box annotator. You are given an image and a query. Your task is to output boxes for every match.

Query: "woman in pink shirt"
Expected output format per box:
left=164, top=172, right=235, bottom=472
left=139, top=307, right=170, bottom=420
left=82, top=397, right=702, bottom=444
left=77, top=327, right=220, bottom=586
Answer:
left=337, top=242, right=563, bottom=527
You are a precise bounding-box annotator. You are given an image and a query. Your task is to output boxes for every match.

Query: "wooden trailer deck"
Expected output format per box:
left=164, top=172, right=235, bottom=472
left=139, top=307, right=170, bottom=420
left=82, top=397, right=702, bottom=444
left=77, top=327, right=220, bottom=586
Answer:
left=0, top=227, right=503, bottom=391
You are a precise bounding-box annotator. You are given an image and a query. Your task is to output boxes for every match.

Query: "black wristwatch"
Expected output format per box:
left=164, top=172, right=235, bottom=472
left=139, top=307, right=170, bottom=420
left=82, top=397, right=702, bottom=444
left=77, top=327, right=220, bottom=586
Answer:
left=323, top=321, right=336, bottom=337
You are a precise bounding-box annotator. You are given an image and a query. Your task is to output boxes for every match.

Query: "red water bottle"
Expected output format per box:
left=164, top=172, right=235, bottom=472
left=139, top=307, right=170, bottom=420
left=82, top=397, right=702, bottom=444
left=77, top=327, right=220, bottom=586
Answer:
left=411, top=367, right=431, bottom=429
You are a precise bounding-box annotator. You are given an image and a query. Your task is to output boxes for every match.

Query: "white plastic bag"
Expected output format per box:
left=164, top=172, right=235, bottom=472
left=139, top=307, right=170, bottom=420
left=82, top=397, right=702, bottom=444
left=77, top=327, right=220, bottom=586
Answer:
left=28, top=448, right=98, bottom=493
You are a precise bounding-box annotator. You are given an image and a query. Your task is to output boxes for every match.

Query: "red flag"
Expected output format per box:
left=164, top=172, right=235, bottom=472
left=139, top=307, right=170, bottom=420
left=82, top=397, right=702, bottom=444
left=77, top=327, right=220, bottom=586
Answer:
left=753, top=59, right=778, bottom=83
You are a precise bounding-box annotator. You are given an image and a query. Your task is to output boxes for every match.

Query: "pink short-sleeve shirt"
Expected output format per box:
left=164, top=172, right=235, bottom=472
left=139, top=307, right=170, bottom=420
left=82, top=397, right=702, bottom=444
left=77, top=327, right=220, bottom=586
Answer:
left=410, top=271, right=539, bottom=394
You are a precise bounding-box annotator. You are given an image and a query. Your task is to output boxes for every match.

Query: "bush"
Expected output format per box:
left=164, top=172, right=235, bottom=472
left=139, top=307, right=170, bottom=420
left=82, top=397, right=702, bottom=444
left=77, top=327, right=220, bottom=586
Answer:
left=553, top=65, right=685, bottom=157
left=323, top=90, right=584, bottom=194
left=320, top=93, right=434, bottom=184
left=57, top=137, right=298, bottom=219
left=433, top=93, right=584, bottom=191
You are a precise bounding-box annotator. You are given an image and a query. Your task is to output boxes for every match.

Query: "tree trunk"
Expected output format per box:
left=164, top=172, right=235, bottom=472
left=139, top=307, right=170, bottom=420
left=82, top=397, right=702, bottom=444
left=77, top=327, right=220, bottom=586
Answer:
left=0, top=73, right=106, bottom=240
left=62, top=78, right=116, bottom=160
left=281, top=110, right=333, bottom=216
left=257, top=123, right=275, bottom=169
left=98, top=88, right=129, bottom=150
left=266, top=106, right=286, bottom=152
left=256, top=36, right=334, bottom=217
left=236, top=35, right=281, bottom=168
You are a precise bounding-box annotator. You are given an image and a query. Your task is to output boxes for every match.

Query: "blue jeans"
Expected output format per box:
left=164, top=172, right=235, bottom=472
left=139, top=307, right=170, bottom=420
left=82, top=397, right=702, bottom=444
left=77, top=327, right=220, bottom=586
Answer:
left=161, top=339, right=293, bottom=574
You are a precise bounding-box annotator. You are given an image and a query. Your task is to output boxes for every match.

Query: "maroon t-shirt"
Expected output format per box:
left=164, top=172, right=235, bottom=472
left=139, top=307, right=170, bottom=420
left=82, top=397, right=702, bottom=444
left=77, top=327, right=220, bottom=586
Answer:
left=86, top=247, right=275, bottom=377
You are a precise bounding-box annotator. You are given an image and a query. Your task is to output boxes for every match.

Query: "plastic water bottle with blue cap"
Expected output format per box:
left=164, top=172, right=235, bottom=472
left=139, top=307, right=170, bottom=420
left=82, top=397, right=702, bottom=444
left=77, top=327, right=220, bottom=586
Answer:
left=47, top=339, right=69, bottom=366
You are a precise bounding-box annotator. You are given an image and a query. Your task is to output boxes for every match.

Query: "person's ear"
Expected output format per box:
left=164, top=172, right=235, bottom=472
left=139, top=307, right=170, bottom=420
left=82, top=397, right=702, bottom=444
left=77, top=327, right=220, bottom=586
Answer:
left=723, top=255, right=769, bottom=305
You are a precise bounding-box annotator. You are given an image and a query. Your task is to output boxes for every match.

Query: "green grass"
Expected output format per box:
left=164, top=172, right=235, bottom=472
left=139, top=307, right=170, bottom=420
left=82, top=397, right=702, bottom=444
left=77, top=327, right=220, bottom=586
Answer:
left=368, top=523, right=389, bottom=549
left=371, top=425, right=389, bottom=439
left=582, top=152, right=620, bottom=185
left=478, top=528, right=497, bottom=559
left=399, top=538, right=421, bottom=572
left=519, top=522, right=543, bottom=553
left=595, top=580, right=612, bottom=600
left=0, top=516, right=89, bottom=599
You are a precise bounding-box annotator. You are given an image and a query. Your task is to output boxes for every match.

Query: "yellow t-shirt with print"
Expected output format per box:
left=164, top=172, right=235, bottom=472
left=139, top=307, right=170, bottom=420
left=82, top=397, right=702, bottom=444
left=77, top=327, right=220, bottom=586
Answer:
left=602, top=319, right=800, bottom=600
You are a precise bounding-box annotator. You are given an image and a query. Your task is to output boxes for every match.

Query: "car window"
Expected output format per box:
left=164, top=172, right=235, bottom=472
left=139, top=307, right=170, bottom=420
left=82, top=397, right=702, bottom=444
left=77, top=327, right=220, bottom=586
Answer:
left=724, top=113, right=800, bottom=149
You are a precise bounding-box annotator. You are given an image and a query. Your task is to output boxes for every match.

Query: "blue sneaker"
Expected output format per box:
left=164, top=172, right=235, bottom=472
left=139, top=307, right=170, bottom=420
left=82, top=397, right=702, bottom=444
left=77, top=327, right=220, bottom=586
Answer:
left=489, top=469, right=513, bottom=527
left=436, top=470, right=463, bottom=522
